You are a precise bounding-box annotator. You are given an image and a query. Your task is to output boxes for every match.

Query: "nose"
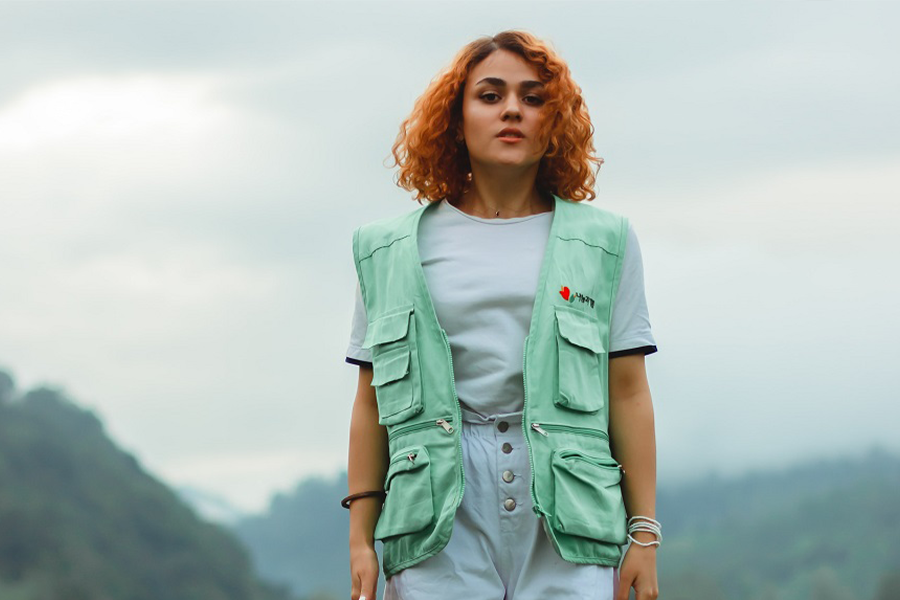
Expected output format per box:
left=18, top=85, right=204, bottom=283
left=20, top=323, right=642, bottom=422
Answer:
left=501, top=96, right=522, bottom=121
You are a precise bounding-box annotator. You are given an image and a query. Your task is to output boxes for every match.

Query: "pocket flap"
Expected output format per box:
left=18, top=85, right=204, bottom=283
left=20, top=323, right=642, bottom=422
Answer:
left=362, top=305, right=414, bottom=349
left=370, top=345, right=410, bottom=387
left=552, top=448, right=622, bottom=481
left=384, top=445, right=430, bottom=491
left=555, top=308, right=604, bottom=354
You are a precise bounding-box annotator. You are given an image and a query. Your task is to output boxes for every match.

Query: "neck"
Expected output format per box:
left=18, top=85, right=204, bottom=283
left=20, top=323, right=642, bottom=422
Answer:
left=452, top=169, right=550, bottom=219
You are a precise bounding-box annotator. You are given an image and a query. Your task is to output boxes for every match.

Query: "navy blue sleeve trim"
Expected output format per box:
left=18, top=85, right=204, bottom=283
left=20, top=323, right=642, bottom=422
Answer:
left=349, top=347, right=655, bottom=365
left=346, top=356, right=373, bottom=368
left=609, top=345, right=658, bottom=359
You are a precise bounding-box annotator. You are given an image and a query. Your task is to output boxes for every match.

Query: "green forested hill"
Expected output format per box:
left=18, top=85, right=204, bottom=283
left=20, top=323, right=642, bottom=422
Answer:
left=0, top=371, right=294, bottom=600
left=234, top=447, right=900, bottom=600
left=655, top=448, right=900, bottom=600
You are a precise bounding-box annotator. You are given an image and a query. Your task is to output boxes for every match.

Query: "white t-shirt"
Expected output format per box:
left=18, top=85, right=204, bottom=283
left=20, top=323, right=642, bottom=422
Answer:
left=345, top=199, right=657, bottom=417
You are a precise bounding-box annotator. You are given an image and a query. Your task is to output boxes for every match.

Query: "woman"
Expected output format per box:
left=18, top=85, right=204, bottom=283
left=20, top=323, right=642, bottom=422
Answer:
left=343, top=30, right=660, bottom=600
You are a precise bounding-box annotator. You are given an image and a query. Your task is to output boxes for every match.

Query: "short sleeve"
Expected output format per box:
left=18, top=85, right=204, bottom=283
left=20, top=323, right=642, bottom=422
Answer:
left=345, top=279, right=373, bottom=367
left=608, top=223, right=658, bottom=358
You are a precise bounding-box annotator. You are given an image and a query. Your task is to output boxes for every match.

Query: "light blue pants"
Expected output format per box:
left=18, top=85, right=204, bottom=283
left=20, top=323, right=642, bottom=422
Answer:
left=383, top=405, right=617, bottom=600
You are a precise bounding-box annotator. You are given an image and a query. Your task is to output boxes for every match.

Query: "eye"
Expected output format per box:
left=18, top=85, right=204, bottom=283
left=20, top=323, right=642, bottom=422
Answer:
left=480, top=92, right=500, bottom=102
left=524, top=95, right=545, bottom=106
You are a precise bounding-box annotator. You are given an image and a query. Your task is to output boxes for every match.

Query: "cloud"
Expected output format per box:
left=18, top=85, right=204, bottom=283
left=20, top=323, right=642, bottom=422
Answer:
left=0, top=74, right=233, bottom=152
left=159, top=448, right=344, bottom=513
left=1, top=1, right=898, bottom=509
left=612, top=155, right=900, bottom=254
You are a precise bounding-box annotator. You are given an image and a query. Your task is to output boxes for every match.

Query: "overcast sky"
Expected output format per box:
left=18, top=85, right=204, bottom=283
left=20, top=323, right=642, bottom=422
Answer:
left=1, top=1, right=897, bottom=513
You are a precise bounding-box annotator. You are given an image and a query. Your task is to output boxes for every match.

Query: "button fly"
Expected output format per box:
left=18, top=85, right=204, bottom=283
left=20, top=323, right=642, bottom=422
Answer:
left=501, top=442, right=513, bottom=454
left=503, top=498, right=516, bottom=511
left=502, top=470, right=514, bottom=483
left=497, top=420, right=509, bottom=432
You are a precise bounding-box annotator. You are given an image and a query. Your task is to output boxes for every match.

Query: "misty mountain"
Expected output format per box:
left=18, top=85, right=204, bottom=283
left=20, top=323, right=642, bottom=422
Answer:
left=3, top=361, right=896, bottom=600
left=178, top=485, right=248, bottom=526
left=0, top=369, right=295, bottom=600
left=235, top=473, right=350, bottom=600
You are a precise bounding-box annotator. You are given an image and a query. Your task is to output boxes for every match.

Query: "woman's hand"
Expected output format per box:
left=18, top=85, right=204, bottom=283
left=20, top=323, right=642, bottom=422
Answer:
left=615, top=540, right=659, bottom=600
left=350, top=542, right=380, bottom=600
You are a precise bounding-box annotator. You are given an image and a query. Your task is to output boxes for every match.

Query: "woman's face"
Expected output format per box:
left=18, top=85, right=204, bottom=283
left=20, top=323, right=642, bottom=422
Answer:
left=458, top=49, right=549, bottom=173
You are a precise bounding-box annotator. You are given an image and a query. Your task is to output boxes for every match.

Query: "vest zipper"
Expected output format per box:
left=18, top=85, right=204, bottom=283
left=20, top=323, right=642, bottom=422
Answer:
left=387, top=416, right=455, bottom=441
left=388, top=451, right=417, bottom=467
left=441, top=329, right=465, bottom=510
left=529, top=422, right=610, bottom=441
left=384, top=448, right=427, bottom=492
left=522, top=335, right=543, bottom=516
left=519, top=199, right=559, bottom=520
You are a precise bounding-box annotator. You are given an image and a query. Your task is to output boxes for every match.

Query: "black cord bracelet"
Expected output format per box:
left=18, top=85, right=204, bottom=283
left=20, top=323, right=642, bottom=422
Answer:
left=341, top=490, right=386, bottom=509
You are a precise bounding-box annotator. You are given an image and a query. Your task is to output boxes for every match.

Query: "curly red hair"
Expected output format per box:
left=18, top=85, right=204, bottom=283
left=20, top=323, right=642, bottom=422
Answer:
left=390, top=30, right=603, bottom=204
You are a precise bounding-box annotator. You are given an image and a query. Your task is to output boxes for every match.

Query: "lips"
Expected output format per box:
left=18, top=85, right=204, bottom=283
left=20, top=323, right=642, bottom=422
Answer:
left=497, top=128, right=524, bottom=138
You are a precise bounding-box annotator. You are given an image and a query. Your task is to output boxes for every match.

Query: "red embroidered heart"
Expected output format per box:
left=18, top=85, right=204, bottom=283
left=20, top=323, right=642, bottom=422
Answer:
left=559, top=286, right=570, bottom=301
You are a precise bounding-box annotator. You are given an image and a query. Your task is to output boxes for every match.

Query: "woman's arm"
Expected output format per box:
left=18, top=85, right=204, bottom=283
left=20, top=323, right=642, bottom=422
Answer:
left=608, top=353, right=659, bottom=600
left=348, top=365, right=389, bottom=600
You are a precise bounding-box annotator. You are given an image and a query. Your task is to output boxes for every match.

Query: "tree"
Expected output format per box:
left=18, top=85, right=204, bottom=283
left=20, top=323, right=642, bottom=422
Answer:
left=872, top=570, right=900, bottom=600
left=0, top=369, right=14, bottom=404
left=809, top=567, right=852, bottom=600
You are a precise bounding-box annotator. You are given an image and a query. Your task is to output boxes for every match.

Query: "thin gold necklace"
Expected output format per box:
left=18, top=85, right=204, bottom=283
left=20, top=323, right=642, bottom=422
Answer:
left=458, top=195, right=548, bottom=219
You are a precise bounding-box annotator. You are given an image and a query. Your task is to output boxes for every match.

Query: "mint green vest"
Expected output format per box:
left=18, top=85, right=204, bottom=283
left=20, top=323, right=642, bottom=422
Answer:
left=352, top=195, right=630, bottom=578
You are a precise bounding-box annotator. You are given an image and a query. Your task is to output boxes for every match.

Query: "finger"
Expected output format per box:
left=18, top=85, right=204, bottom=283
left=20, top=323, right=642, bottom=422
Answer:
left=362, top=571, right=378, bottom=600
left=636, top=584, right=659, bottom=600
left=351, top=572, right=361, bottom=600
left=615, top=570, right=635, bottom=600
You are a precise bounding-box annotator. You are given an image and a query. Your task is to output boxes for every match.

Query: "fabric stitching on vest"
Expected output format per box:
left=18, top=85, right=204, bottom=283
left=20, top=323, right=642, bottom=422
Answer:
left=555, top=235, right=620, bottom=256
left=358, top=234, right=412, bottom=262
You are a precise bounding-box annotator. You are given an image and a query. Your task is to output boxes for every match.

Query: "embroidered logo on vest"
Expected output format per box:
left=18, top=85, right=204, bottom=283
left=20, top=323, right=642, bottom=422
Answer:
left=559, top=285, right=595, bottom=309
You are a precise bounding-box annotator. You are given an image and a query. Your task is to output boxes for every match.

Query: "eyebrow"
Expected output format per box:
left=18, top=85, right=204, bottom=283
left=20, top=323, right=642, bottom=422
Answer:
left=475, top=77, right=545, bottom=91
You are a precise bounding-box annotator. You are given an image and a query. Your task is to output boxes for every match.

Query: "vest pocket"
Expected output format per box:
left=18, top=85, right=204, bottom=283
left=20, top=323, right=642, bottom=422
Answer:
left=374, top=445, right=435, bottom=540
left=370, top=344, right=413, bottom=423
left=554, top=307, right=607, bottom=413
left=549, top=447, right=626, bottom=544
left=363, top=305, right=423, bottom=426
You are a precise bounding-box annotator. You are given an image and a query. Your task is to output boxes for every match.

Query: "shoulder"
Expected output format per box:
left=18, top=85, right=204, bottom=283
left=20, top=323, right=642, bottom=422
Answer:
left=555, top=198, right=629, bottom=256
left=354, top=202, right=431, bottom=260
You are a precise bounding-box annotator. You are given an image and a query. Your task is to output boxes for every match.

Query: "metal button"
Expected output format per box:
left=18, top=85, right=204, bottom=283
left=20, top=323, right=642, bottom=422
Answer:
left=504, top=498, right=517, bottom=511
left=501, top=442, right=513, bottom=454
left=502, top=470, right=514, bottom=483
left=497, top=420, right=509, bottom=432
